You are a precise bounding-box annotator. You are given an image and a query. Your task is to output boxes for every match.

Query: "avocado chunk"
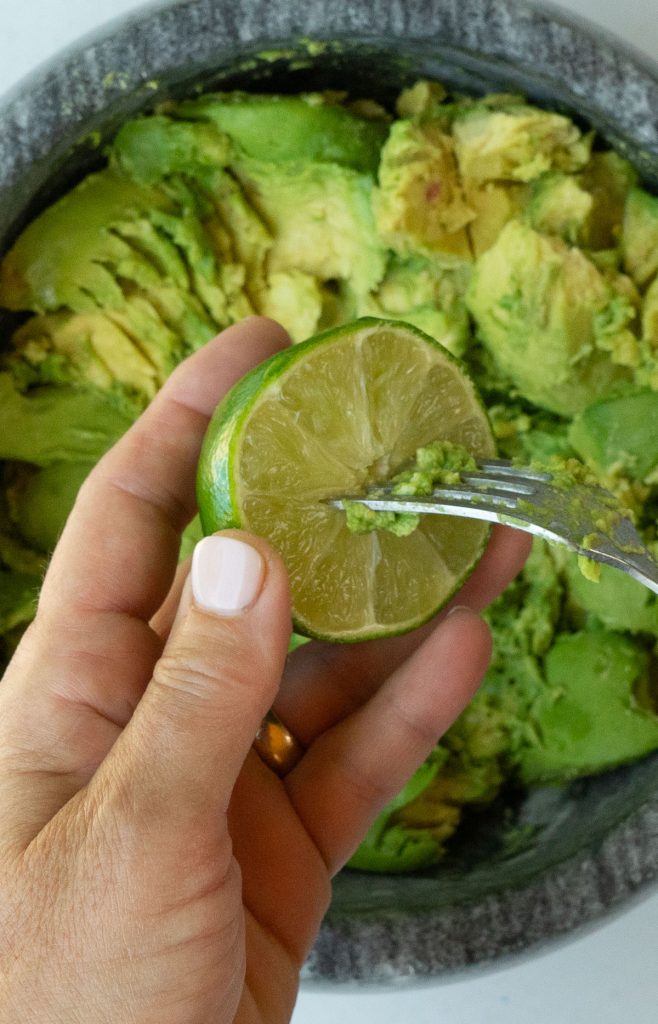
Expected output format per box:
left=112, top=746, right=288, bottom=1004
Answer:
left=466, top=220, right=636, bottom=415
left=112, top=115, right=232, bottom=184
left=358, top=254, right=471, bottom=356
left=640, top=277, right=658, bottom=382
left=259, top=270, right=323, bottom=343
left=565, top=560, right=658, bottom=635
left=579, top=151, right=638, bottom=251
left=175, top=91, right=388, bottom=175
left=0, top=372, right=135, bottom=466
left=347, top=751, right=449, bottom=873
left=568, top=389, right=658, bottom=481
left=0, top=570, right=39, bottom=634
left=235, top=158, right=385, bottom=297
left=517, top=631, right=658, bottom=783
left=452, top=104, right=592, bottom=183
left=374, top=118, right=474, bottom=263
left=0, top=166, right=227, bottom=390
left=8, top=309, right=164, bottom=399
left=8, top=461, right=94, bottom=552
left=528, top=152, right=637, bottom=252
left=0, top=169, right=172, bottom=313
left=622, top=186, right=658, bottom=287
left=526, top=171, right=593, bottom=245
left=464, top=180, right=529, bottom=257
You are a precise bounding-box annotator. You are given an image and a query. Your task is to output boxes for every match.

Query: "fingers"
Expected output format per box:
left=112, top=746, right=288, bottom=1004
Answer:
left=41, top=317, right=290, bottom=627
left=284, top=608, right=492, bottom=874
left=0, top=319, right=290, bottom=852
left=275, top=525, right=531, bottom=745
left=450, top=523, right=532, bottom=611
left=91, top=533, right=292, bottom=830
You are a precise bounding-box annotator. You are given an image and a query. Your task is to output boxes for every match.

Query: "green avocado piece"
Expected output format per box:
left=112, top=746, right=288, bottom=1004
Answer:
left=466, top=220, right=635, bottom=415
left=235, top=158, right=386, bottom=297
left=358, top=254, right=471, bottom=357
left=112, top=115, right=232, bottom=184
left=9, top=461, right=94, bottom=552
left=481, top=539, right=564, bottom=716
left=622, top=186, right=658, bottom=287
left=526, top=171, right=593, bottom=245
left=464, top=179, right=530, bottom=258
left=204, top=168, right=272, bottom=306
left=0, top=571, right=39, bottom=633
left=8, top=309, right=164, bottom=400
left=568, top=390, right=658, bottom=480
left=374, top=118, right=474, bottom=264
left=347, top=750, right=447, bottom=872
left=579, top=151, right=638, bottom=251
left=452, top=104, right=592, bottom=183
left=517, top=631, right=658, bottom=783
left=0, top=161, right=232, bottom=376
left=0, top=169, right=172, bottom=313
left=0, top=372, right=135, bottom=466
left=175, top=92, right=388, bottom=175
left=259, top=270, right=323, bottom=343
left=344, top=439, right=477, bottom=538
left=565, top=559, right=658, bottom=635
left=640, top=277, right=658, bottom=387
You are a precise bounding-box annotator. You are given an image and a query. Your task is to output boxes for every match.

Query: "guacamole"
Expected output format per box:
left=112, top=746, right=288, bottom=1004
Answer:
left=2, top=82, right=658, bottom=875
left=343, top=439, right=477, bottom=537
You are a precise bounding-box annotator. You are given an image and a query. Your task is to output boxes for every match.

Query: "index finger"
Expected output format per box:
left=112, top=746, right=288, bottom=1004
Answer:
left=40, top=317, right=290, bottom=625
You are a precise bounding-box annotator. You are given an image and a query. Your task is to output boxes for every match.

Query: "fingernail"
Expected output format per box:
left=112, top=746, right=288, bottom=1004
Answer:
left=191, top=536, right=264, bottom=615
left=447, top=604, right=472, bottom=617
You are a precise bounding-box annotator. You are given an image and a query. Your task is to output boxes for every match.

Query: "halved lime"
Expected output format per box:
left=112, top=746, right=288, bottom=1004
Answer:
left=197, top=318, right=495, bottom=641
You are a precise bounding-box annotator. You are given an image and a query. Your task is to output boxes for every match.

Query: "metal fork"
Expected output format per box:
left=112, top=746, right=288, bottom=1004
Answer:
left=331, top=458, right=658, bottom=595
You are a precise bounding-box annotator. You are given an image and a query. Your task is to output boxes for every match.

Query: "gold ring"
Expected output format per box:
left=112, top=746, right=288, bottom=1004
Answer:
left=254, top=710, right=304, bottom=777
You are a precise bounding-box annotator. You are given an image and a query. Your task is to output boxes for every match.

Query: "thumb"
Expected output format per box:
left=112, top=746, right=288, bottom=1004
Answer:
left=101, top=531, right=292, bottom=824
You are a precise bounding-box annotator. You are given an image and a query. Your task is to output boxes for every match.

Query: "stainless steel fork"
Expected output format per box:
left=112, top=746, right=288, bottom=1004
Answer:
left=332, top=458, right=658, bottom=594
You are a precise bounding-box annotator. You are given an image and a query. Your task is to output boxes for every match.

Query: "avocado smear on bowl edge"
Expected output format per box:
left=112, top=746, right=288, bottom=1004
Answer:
left=2, top=82, right=658, bottom=875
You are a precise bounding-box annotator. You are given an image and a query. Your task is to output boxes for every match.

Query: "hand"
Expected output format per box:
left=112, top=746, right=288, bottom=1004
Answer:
left=0, top=318, right=530, bottom=1024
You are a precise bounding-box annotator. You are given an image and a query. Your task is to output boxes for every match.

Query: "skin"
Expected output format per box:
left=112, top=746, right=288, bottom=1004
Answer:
left=0, top=317, right=531, bottom=1024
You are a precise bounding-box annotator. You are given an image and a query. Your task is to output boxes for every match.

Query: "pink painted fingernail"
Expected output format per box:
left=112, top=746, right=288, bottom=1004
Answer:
left=191, top=536, right=264, bottom=615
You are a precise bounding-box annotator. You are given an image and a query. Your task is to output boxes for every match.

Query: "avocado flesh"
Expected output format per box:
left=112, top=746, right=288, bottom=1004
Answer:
left=374, top=118, right=474, bottom=264
left=0, top=570, right=39, bottom=634
left=466, top=220, right=636, bottom=416
left=452, top=104, right=592, bottom=183
left=564, top=560, right=658, bottom=635
left=235, top=157, right=386, bottom=298
left=0, top=372, right=135, bottom=466
left=517, top=631, right=658, bottom=783
left=8, top=460, right=94, bottom=552
left=568, top=390, right=658, bottom=481
left=357, top=254, right=471, bottom=357
left=622, top=186, right=658, bottom=287
left=175, top=92, right=389, bottom=175
left=0, top=169, right=172, bottom=313
left=526, top=171, right=593, bottom=245
left=355, top=540, right=562, bottom=870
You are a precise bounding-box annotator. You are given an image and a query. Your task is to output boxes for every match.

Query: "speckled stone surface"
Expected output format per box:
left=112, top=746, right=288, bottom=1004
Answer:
left=1, top=0, right=657, bottom=984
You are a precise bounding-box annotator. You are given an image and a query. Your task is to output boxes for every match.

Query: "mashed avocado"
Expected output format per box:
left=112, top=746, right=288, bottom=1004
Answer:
left=344, top=439, right=476, bottom=537
left=2, top=80, right=658, bottom=874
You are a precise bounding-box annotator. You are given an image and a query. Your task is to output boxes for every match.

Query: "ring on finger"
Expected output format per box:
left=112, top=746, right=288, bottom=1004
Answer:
left=254, top=710, right=304, bottom=777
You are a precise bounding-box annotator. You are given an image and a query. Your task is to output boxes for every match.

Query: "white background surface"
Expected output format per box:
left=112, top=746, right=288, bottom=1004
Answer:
left=1, top=2, right=657, bottom=1021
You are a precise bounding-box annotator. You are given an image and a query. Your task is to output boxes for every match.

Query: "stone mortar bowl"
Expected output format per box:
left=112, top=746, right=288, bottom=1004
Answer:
left=1, top=0, right=657, bottom=985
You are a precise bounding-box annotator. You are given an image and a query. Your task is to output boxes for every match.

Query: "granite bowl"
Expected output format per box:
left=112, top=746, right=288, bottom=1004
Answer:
left=1, top=0, right=658, bottom=985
